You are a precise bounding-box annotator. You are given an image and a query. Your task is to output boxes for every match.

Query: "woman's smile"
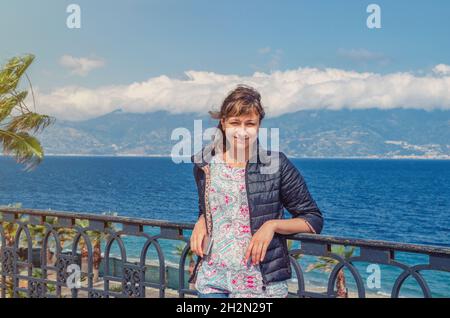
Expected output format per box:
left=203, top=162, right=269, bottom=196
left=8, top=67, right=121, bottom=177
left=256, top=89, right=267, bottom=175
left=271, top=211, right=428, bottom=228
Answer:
left=234, top=136, right=249, bottom=144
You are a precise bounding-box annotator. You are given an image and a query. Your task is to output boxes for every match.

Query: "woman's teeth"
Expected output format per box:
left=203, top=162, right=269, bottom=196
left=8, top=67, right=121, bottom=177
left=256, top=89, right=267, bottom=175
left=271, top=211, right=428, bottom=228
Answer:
left=234, top=137, right=248, bottom=142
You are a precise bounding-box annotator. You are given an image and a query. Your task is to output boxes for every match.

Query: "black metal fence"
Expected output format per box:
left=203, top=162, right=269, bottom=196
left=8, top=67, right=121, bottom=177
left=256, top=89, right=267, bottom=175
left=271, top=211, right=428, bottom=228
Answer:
left=1, top=208, right=449, bottom=298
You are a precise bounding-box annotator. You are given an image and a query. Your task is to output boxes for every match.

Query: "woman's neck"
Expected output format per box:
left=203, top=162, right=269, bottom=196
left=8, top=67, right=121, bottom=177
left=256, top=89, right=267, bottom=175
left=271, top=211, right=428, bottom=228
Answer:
left=221, top=149, right=249, bottom=168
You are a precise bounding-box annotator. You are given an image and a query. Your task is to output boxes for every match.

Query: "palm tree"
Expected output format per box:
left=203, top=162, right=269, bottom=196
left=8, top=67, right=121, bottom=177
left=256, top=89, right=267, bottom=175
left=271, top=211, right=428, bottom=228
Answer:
left=287, top=239, right=303, bottom=260
left=76, top=211, right=118, bottom=282
left=175, top=243, right=195, bottom=289
left=27, top=215, right=73, bottom=265
left=306, top=245, right=355, bottom=298
left=0, top=54, right=54, bottom=171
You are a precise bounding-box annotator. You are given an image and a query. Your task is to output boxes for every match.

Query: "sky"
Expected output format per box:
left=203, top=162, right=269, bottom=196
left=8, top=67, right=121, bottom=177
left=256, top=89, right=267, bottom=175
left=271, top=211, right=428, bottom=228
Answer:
left=1, top=0, right=450, bottom=120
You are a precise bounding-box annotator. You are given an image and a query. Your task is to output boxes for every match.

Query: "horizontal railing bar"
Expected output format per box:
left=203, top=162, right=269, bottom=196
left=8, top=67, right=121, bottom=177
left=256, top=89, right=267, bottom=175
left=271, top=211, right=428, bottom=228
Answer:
left=284, top=233, right=450, bottom=256
left=1, top=207, right=450, bottom=256
left=0, top=208, right=195, bottom=230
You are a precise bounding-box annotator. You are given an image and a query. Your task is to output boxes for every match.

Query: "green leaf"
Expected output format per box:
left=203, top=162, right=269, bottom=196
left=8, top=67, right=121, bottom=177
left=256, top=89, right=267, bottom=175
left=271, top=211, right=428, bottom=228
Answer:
left=6, top=112, right=54, bottom=133
left=0, top=54, right=54, bottom=170
left=0, top=129, right=43, bottom=171
left=0, top=55, right=35, bottom=95
left=0, top=91, right=28, bottom=122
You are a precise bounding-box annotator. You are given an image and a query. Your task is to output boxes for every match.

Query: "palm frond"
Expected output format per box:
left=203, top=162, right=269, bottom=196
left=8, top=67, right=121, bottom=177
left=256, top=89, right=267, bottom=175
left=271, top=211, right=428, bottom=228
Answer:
left=305, top=245, right=356, bottom=273
left=0, top=54, right=53, bottom=170
left=0, top=129, right=43, bottom=170
left=6, top=112, right=53, bottom=134
left=0, top=55, right=35, bottom=95
left=0, top=91, right=28, bottom=122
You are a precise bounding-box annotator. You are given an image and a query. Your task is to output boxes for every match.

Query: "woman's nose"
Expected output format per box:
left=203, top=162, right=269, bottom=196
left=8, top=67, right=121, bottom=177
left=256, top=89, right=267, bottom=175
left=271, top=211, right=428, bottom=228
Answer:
left=235, top=127, right=248, bottom=136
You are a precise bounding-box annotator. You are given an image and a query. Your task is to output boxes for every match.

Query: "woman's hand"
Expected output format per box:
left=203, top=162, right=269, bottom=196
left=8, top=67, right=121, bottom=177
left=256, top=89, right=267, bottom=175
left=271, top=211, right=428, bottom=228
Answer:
left=190, top=215, right=207, bottom=257
left=244, top=220, right=276, bottom=265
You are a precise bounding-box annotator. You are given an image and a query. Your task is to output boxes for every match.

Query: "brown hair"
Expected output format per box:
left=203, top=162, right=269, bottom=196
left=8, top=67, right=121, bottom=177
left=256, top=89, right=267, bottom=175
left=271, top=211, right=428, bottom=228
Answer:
left=209, top=84, right=265, bottom=152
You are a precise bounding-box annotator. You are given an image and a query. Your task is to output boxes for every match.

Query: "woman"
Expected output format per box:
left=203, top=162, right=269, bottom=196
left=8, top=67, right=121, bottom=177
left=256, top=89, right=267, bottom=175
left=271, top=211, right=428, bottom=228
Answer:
left=189, top=84, right=323, bottom=298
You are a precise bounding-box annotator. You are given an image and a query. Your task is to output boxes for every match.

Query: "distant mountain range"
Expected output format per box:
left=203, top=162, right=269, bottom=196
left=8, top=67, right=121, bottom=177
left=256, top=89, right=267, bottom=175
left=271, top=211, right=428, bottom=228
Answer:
left=36, top=108, right=450, bottom=159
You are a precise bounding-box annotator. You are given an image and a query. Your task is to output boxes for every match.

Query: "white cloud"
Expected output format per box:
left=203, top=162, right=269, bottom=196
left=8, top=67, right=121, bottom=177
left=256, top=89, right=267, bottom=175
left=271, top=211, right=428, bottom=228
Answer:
left=34, top=65, right=450, bottom=121
left=433, top=64, right=450, bottom=76
left=59, top=55, right=105, bottom=76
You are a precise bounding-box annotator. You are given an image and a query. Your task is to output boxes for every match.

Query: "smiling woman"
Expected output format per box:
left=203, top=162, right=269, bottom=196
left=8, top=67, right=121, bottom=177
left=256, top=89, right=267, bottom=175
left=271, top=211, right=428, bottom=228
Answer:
left=188, top=84, right=323, bottom=298
left=209, top=85, right=265, bottom=163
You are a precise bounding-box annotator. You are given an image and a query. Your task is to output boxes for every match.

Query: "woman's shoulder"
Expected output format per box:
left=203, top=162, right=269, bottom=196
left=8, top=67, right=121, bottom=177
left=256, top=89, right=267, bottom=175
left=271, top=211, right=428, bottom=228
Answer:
left=268, top=151, right=298, bottom=174
left=262, top=150, right=290, bottom=166
left=255, top=150, right=290, bottom=175
left=261, top=149, right=288, bottom=159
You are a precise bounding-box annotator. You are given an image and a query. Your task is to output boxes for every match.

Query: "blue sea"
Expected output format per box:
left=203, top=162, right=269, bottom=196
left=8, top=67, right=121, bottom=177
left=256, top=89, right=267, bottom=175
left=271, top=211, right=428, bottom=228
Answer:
left=1, top=156, right=449, bottom=297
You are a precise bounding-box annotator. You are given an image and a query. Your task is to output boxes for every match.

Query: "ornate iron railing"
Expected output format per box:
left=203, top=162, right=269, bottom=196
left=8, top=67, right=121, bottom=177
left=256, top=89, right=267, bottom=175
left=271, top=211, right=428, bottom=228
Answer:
left=1, top=208, right=449, bottom=298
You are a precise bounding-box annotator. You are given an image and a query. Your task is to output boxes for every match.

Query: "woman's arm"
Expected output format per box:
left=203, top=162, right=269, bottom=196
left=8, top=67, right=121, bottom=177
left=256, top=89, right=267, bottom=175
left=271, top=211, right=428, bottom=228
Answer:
left=193, top=165, right=205, bottom=220
left=244, top=218, right=314, bottom=266
left=191, top=164, right=208, bottom=257
left=278, top=152, right=323, bottom=234
left=266, top=217, right=316, bottom=235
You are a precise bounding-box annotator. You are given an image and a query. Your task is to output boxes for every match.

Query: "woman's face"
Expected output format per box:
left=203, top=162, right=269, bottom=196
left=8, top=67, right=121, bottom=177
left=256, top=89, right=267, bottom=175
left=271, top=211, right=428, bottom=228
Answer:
left=220, top=110, right=260, bottom=158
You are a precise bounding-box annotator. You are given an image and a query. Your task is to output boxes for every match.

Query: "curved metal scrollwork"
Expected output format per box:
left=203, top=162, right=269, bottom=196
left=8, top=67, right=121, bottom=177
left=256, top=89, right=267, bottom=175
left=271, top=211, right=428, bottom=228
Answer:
left=0, top=208, right=449, bottom=298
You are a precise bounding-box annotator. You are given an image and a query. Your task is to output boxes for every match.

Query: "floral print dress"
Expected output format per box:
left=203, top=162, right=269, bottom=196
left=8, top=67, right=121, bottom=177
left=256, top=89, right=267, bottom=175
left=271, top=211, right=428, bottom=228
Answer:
left=195, top=154, right=289, bottom=298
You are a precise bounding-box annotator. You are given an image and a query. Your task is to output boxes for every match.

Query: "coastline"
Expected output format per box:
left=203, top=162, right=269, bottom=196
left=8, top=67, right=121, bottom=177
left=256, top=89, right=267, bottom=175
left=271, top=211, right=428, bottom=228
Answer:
left=1, top=153, right=448, bottom=160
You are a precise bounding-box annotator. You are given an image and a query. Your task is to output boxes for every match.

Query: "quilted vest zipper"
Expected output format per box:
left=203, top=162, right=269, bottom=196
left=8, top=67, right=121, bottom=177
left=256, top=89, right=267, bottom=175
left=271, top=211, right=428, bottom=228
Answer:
left=244, top=160, right=268, bottom=291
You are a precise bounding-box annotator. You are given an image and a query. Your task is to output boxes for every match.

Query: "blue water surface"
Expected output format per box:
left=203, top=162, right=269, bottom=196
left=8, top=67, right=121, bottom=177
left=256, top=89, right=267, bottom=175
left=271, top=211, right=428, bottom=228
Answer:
left=1, top=156, right=449, bottom=297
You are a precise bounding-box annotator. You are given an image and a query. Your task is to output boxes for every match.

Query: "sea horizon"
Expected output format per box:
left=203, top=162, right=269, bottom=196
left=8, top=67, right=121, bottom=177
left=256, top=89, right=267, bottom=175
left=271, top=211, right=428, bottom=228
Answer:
left=1, top=153, right=449, bottom=160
